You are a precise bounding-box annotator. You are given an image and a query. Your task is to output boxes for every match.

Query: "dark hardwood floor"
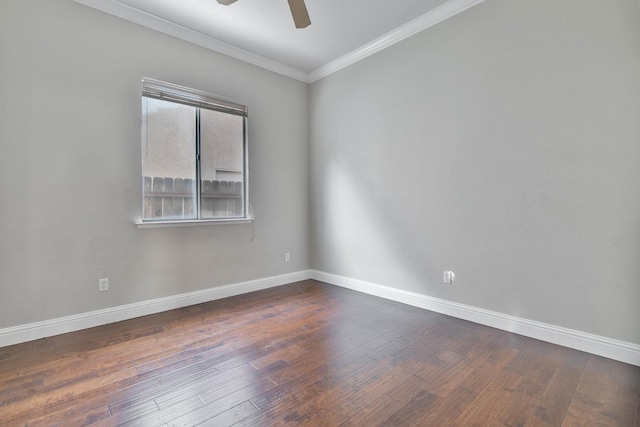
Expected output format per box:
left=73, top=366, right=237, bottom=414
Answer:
left=0, top=280, right=638, bottom=426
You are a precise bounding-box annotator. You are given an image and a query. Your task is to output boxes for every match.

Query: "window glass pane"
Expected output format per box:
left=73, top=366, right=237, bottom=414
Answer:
left=200, top=109, right=245, bottom=219
left=142, top=97, right=197, bottom=220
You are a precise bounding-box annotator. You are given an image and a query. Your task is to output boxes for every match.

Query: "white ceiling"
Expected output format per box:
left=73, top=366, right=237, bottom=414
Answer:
left=72, top=0, right=485, bottom=82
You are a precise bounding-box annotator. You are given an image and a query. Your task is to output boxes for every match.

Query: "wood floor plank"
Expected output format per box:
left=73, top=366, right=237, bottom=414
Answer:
left=562, top=355, right=638, bottom=427
left=489, top=390, right=538, bottom=427
left=414, top=386, right=478, bottom=426
left=379, top=389, right=439, bottom=426
left=504, top=338, right=546, bottom=376
left=416, top=341, right=512, bottom=399
left=24, top=402, right=111, bottom=427
left=0, top=280, right=637, bottom=427
left=278, top=389, right=361, bottom=427
left=240, top=357, right=378, bottom=426
left=340, top=394, right=406, bottom=427
left=346, top=364, right=412, bottom=408
left=515, top=353, right=558, bottom=398
left=386, top=374, right=434, bottom=405
left=451, top=370, right=522, bottom=426
left=526, top=350, right=590, bottom=426
left=168, top=399, right=258, bottom=427
left=249, top=344, right=306, bottom=370
left=0, top=366, right=139, bottom=423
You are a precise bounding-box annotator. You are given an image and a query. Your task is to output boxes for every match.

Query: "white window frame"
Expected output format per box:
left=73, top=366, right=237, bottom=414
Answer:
left=136, top=78, right=251, bottom=228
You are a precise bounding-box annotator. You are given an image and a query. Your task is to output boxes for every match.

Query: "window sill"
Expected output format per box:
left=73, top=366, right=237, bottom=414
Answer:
left=135, top=217, right=254, bottom=228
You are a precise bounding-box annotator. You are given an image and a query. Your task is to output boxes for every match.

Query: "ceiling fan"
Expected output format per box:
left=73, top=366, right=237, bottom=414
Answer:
left=216, top=0, right=311, bottom=29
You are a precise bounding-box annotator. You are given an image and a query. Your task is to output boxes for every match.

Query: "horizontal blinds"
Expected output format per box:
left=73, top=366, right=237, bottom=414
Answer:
left=141, top=77, right=247, bottom=117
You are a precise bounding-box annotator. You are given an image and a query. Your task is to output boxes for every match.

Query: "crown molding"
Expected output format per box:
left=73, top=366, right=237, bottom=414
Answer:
left=71, top=0, right=486, bottom=84
left=70, top=0, right=310, bottom=83
left=308, top=0, right=486, bottom=82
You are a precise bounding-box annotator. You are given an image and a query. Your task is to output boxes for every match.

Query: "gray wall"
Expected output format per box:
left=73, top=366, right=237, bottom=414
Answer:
left=310, top=0, right=640, bottom=344
left=2, top=0, right=639, bottom=348
left=0, top=0, right=309, bottom=327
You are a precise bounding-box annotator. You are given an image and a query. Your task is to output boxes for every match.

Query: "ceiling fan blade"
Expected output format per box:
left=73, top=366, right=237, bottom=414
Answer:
left=216, top=0, right=237, bottom=5
left=287, top=0, right=311, bottom=28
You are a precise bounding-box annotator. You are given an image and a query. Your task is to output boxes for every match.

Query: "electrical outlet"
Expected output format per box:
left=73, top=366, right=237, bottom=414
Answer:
left=285, top=252, right=291, bottom=262
left=99, top=278, right=109, bottom=292
left=443, top=271, right=455, bottom=284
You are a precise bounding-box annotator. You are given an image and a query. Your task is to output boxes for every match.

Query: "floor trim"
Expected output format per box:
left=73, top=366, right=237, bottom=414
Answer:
left=4, top=270, right=638, bottom=366
left=0, top=270, right=313, bottom=348
left=312, top=270, right=640, bottom=367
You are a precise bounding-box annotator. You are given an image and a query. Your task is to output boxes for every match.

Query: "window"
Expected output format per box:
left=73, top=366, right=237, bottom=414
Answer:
left=140, top=78, right=249, bottom=224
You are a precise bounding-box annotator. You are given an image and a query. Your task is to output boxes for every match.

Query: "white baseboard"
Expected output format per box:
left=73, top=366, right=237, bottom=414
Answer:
left=4, top=269, right=638, bottom=367
left=312, top=270, right=640, bottom=367
left=0, top=270, right=313, bottom=348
